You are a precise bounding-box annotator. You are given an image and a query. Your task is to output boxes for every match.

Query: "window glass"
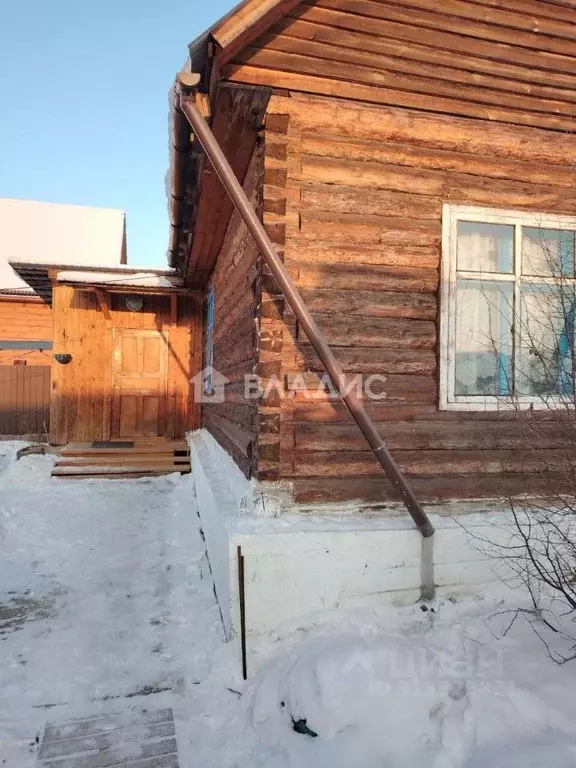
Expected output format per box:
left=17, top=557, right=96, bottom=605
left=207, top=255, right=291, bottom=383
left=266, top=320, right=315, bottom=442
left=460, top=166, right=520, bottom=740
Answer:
left=519, top=283, right=575, bottom=397
left=457, top=221, right=514, bottom=274
left=443, top=207, right=576, bottom=408
left=455, top=280, right=513, bottom=396
left=522, top=227, right=575, bottom=278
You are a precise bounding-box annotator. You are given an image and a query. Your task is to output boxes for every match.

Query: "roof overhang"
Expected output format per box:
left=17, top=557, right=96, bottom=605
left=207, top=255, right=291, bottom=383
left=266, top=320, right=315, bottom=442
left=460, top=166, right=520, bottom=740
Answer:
left=189, top=0, right=304, bottom=89
left=168, top=0, right=302, bottom=286
left=9, top=262, right=185, bottom=305
left=169, top=78, right=270, bottom=287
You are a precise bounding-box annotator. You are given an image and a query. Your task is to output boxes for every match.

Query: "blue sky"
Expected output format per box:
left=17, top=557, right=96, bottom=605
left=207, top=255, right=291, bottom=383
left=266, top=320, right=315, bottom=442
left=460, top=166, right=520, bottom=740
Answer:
left=0, top=0, right=233, bottom=267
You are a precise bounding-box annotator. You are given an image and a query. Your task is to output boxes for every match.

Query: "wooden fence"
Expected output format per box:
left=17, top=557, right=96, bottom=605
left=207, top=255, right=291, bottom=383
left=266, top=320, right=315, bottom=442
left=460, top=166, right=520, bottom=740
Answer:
left=0, top=365, right=50, bottom=438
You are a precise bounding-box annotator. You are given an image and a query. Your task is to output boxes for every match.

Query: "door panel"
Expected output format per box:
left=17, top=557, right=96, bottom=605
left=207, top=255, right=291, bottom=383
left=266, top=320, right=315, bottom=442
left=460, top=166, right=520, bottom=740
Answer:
left=143, top=336, right=162, bottom=374
left=111, top=330, right=168, bottom=438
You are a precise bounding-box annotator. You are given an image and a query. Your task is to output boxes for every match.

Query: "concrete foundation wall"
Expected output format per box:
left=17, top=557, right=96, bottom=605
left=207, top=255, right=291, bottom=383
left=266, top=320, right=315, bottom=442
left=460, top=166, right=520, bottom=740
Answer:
left=190, top=430, right=513, bottom=651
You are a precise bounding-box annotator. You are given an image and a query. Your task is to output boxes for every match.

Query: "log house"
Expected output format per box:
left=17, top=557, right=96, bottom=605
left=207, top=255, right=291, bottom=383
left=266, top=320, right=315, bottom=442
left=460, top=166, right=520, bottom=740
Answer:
left=171, top=0, right=576, bottom=508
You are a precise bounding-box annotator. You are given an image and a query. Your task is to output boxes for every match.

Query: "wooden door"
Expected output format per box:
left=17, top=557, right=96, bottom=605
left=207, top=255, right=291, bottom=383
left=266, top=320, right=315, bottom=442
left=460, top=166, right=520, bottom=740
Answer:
left=111, top=330, right=168, bottom=438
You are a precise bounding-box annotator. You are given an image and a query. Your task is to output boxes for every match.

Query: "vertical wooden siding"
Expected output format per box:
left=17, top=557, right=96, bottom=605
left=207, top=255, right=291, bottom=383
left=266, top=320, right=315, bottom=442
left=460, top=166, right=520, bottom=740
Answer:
left=257, top=91, right=576, bottom=502
left=50, top=286, right=200, bottom=444
left=0, top=365, right=50, bottom=437
left=202, top=146, right=264, bottom=476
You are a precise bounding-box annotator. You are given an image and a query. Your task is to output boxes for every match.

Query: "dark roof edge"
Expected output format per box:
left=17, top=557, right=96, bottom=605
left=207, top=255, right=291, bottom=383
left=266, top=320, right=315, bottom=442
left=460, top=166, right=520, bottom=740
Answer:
left=187, top=0, right=248, bottom=82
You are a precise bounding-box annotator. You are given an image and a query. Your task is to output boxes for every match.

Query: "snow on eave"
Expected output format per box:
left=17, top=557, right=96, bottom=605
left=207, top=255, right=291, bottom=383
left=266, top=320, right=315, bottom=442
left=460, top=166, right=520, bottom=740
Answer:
left=56, top=271, right=183, bottom=289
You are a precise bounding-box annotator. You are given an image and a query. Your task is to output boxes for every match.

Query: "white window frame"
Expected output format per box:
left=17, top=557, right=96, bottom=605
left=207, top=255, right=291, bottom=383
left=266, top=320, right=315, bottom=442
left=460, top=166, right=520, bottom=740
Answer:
left=440, top=203, right=576, bottom=411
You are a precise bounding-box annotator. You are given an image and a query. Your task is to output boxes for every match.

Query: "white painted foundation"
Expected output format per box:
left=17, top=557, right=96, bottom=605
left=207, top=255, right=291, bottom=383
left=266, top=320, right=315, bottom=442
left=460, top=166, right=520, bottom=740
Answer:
left=189, top=430, right=515, bottom=654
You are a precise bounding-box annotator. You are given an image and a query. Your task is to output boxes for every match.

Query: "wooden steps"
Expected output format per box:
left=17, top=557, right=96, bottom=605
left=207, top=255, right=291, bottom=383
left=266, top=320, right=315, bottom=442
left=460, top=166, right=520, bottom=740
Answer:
left=51, top=439, right=191, bottom=479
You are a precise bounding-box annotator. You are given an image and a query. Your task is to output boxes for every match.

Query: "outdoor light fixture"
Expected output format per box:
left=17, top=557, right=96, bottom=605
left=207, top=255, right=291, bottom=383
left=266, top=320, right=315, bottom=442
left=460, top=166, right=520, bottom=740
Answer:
left=125, top=296, right=144, bottom=312
left=54, top=353, right=72, bottom=365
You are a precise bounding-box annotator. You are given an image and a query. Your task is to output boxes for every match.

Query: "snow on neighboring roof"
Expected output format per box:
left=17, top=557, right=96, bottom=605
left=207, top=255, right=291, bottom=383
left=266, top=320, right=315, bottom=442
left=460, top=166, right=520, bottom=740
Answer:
left=0, top=284, right=34, bottom=295
left=0, top=199, right=126, bottom=290
left=56, top=269, right=183, bottom=290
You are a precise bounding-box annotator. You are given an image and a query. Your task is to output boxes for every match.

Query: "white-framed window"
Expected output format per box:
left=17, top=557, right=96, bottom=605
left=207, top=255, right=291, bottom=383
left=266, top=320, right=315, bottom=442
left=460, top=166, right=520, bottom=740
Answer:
left=440, top=204, right=576, bottom=411
left=204, top=286, right=215, bottom=395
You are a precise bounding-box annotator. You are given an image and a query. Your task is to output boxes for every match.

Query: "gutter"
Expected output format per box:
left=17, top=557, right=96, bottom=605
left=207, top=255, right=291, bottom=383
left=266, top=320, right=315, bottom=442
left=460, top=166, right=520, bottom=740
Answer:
left=176, top=75, right=435, bottom=552
left=167, top=74, right=198, bottom=269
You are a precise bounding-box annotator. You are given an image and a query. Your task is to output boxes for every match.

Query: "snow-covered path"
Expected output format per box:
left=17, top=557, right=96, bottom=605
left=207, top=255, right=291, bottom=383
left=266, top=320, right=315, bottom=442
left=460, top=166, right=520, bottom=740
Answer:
left=0, top=446, right=223, bottom=765
left=4, top=445, right=576, bottom=768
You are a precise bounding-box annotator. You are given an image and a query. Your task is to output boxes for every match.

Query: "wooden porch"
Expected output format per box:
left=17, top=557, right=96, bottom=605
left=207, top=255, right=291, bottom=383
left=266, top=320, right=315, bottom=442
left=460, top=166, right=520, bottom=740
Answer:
left=51, top=438, right=191, bottom=479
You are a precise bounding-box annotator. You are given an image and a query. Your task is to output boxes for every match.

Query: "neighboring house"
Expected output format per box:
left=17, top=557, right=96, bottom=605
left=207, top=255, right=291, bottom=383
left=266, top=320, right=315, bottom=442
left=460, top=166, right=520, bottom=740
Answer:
left=0, top=285, right=52, bottom=438
left=165, top=0, right=576, bottom=646
left=6, top=199, right=201, bottom=446
left=0, top=200, right=59, bottom=368
left=0, top=291, right=52, bottom=368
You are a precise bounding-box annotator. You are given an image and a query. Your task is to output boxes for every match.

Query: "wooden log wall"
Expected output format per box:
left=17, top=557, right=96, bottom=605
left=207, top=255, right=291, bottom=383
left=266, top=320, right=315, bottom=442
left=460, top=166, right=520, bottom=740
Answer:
left=0, top=298, right=52, bottom=366
left=50, top=286, right=200, bottom=444
left=255, top=89, right=576, bottom=503
left=202, top=146, right=264, bottom=476
left=224, top=0, right=576, bottom=133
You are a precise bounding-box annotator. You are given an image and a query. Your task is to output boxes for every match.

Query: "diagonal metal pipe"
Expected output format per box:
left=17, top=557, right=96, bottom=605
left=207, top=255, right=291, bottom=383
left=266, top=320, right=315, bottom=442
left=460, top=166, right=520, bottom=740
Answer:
left=178, top=81, right=435, bottom=541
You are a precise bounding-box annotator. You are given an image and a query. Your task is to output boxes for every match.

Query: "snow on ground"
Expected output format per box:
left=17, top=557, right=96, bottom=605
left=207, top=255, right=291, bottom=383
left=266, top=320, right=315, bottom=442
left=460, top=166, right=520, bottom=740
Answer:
left=0, top=444, right=222, bottom=765
left=3, top=445, right=576, bottom=767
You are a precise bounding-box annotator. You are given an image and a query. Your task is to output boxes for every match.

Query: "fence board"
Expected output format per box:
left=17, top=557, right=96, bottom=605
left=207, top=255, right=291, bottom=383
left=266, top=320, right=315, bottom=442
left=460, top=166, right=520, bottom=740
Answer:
left=0, top=366, right=50, bottom=438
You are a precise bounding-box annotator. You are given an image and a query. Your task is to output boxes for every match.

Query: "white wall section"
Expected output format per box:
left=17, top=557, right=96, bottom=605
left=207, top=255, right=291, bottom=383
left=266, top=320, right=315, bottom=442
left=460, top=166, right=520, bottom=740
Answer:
left=190, top=430, right=514, bottom=660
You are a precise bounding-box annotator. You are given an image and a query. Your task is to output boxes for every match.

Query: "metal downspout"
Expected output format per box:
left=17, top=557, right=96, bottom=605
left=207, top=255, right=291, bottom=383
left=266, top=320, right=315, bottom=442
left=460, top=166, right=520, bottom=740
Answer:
left=178, top=80, right=436, bottom=553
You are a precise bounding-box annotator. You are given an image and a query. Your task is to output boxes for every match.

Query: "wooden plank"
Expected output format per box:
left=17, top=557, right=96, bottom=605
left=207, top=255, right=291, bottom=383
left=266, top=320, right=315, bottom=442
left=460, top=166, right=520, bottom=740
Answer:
left=275, top=92, right=576, bottom=165
left=0, top=365, right=50, bottom=437
left=39, top=723, right=176, bottom=761
left=94, top=289, right=111, bottom=321
left=290, top=344, right=436, bottom=375
left=51, top=465, right=187, bottom=475
left=293, top=402, right=439, bottom=423
left=298, top=313, right=436, bottom=349
left=292, top=448, right=575, bottom=476
left=296, top=288, right=437, bottom=320
left=298, top=155, right=576, bottom=213
left=287, top=242, right=439, bottom=270
left=288, top=4, right=576, bottom=82
left=299, top=137, right=576, bottom=189
left=293, top=261, right=438, bottom=294
left=298, top=211, right=439, bottom=247
left=299, top=183, right=441, bottom=220
left=0, top=368, right=10, bottom=435
left=265, top=16, right=576, bottom=94
left=469, top=0, right=576, bottom=25
left=292, top=401, right=569, bottom=423
left=204, top=411, right=254, bottom=457
left=54, top=473, right=181, bottom=480
left=294, top=421, right=568, bottom=452
left=292, top=473, right=571, bottom=504
left=369, top=0, right=576, bottom=41
left=236, top=42, right=576, bottom=118
left=60, top=442, right=190, bottom=452
left=55, top=455, right=190, bottom=466
left=214, top=0, right=305, bottom=62
left=43, top=710, right=175, bottom=743
left=225, top=63, right=576, bottom=132
left=308, top=0, right=576, bottom=59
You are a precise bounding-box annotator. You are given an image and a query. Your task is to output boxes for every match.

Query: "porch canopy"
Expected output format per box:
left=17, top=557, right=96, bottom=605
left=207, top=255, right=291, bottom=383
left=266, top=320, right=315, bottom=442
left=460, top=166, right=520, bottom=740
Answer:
left=9, top=262, right=185, bottom=305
